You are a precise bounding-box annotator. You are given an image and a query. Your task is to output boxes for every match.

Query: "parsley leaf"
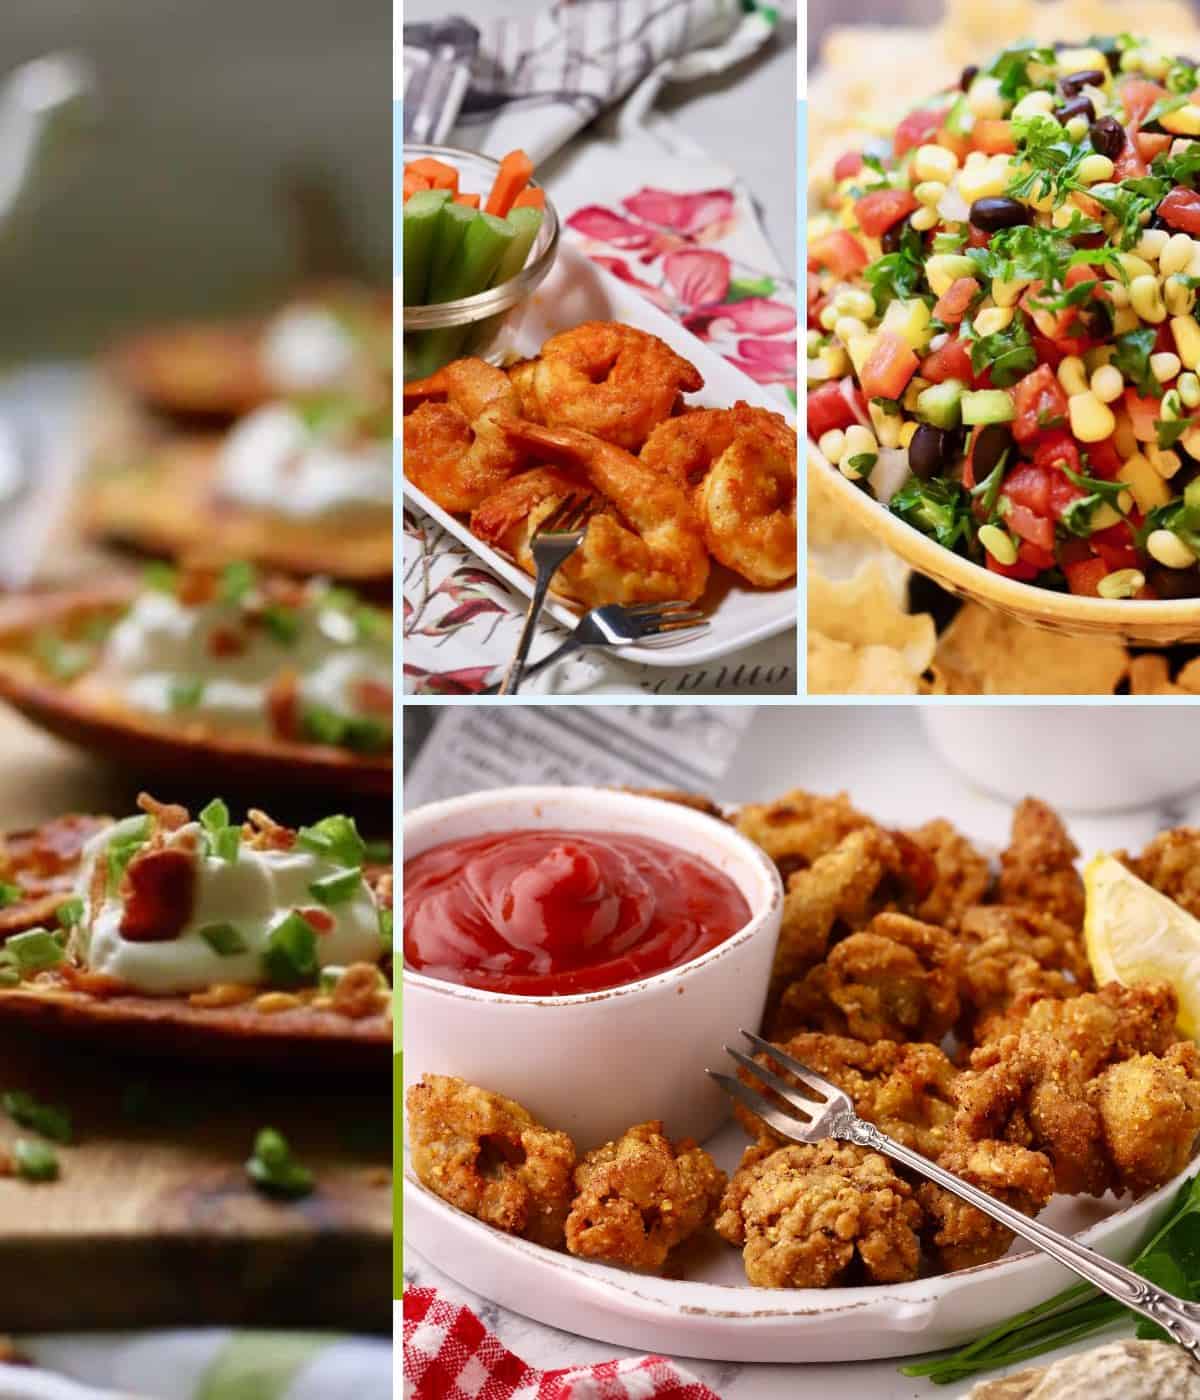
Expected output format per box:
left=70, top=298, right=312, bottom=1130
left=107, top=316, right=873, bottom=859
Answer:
left=986, top=43, right=1056, bottom=102
left=1111, top=327, right=1161, bottom=398
left=964, top=314, right=1037, bottom=387
left=1007, top=116, right=1088, bottom=205
left=862, top=221, right=927, bottom=314
left=890, top=477, right=975, bottom=551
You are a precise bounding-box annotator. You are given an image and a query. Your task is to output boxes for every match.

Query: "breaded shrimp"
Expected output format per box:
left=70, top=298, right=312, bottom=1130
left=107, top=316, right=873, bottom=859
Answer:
left=510, top=322, right=703, bottom=451
left=481, top=419, right=710, bottom=606
left=402, top=358, right=526, bottom=513
left=641, top=404, right=797, bottom=586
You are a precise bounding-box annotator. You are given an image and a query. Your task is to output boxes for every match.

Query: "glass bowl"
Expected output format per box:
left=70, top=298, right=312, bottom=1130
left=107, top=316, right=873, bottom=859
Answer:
left=402, top=142, right=559, bottom=381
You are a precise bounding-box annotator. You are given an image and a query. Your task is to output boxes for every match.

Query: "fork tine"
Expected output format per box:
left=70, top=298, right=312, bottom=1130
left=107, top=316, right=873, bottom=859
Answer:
left=558, top=495, right=595, bottom=534
left=624, top=599, right=693, bottom=616
left=637, top=627, right=710, bottom=650
left=706, top=1070, right=812, bottom=1141
left=641, top=611, right=707, bottom=629
left=739, top=1029, right=847, bottom=1103
left=723, top=1043, right=827, bottom=1115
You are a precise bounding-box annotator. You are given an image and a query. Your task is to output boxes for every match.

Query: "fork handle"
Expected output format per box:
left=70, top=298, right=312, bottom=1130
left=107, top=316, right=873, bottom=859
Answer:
left=497, top=568, right=557, bottom=696
left=850, top=1120, right=1200, bottom=1361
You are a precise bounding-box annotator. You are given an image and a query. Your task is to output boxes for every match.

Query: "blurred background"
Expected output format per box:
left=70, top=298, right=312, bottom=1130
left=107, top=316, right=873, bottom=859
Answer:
left=0, top=0, right=389, bottom=361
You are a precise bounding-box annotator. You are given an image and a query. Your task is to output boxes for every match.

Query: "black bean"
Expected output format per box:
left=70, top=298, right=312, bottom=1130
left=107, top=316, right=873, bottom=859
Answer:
left=972, top=423, right=1013, bottom=480
left=1060, top=68, right=1105, bottom=97
left=1147, top=566, right=1200, bottom=599
left=1089, top=115, right=1125, bottom=161
left=959, top=64, right=978, bottom=92
left=908, top=425, right=947, bottom=480
left=881, top=214, right=914, bottom=254
left=969, top=197, right=1031, bottom=233
left=1055, top=95, right=1096, bottom=125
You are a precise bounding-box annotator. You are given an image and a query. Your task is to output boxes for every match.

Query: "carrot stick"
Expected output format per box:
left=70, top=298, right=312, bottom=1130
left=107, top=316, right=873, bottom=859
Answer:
left=453, top=192, right=481, bottom=208
left=403, top=170, right=431, bottom=200
left=511, top=186, right=545, bottom=210
left=407, top=156, right=459, bottom=192
left=484, top=149, right=534, bottom=218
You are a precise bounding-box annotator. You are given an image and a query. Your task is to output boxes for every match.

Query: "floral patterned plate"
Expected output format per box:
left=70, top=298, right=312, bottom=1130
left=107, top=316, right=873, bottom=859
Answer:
left=401, top=243, right=797, bottom=668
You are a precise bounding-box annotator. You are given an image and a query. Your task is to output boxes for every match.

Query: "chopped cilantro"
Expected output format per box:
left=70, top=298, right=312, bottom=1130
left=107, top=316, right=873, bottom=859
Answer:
left=845, top=452, right=878, bottom=478
left=199, top=799, right=229, bottom=832
left=1089, top=178, right=1168, bottom=250
left=379, top=907, right=394, bottom=944
left=142, top=561, right=178, bottom=593
left=1157, top=417, right=1190, bottom=450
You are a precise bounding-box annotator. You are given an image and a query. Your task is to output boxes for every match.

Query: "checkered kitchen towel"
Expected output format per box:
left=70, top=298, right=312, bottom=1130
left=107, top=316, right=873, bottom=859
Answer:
left=403, top=1288, right=720, bottom=1399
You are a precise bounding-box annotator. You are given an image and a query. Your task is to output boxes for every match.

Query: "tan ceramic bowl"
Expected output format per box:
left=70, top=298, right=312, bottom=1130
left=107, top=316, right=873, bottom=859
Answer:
left=808, top=444, right=1200, bottom=646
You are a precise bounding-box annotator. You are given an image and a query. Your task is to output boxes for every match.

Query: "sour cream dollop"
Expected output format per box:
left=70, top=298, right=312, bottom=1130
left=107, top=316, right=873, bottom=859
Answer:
left=261, top=305, right=359, bottom=395
left=73, top=816, right=383, bottom=995
left=215, top=403, right=391, bottom=521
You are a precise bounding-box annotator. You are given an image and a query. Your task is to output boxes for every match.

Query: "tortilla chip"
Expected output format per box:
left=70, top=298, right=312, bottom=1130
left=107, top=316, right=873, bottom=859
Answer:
left=930, top=603, right=1129, bottom=695
left=807, top=561, right=936, bottom=694
left=807, top=459, right=911, bottom=600
left=1129, top=653, right=1200, bottom=694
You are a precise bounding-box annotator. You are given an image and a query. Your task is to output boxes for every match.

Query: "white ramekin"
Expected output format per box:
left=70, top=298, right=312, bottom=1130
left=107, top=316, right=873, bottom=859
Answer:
left=921, top=707, right=1200, bottom=813
left=402, top=786, right=783, bottom=1149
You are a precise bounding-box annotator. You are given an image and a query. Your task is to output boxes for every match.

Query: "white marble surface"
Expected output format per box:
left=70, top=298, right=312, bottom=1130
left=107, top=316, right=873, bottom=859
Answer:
left=402, top=704, right=1200, bottom=1395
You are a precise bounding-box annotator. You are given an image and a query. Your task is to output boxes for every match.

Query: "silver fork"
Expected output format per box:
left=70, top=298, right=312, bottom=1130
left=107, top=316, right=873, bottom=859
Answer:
left=497, top=495, right=594, bottom=696
left=711, top=1029, right=1200, bottom=1365
left=484, top=601, right=708, bottom=694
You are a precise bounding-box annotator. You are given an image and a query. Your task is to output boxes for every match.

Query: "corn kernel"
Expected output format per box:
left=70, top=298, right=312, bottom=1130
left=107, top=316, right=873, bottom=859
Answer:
left=1117, top=253, right=1156, bottom=282
left=913, top=180, right=947, bottom=206
left=925, top=253, right=977, bottom=297
left=1090, top=504, right=1122, bottom=531
left=817, top=429, right=846, bottom=464
left=1064, top=115, right=1089, bottom=142
left=910, top=205, right=938, bottom=231
left=818, top=303, right=840, bottom=332
left=1012, top=90, right=1055, bottom=119
left=1129, top=274, right=1167, bottom=324
left=835, top=315, right=869, bottom=343
left=1097, top=569, right=1145, bottom=600
left=834, top=288, right=876, bottom=320
left=1105, top=280, right=1130, bottom=308
left=840, top=423, right=878, bottom=477
left=1119, top=453, right=1171, bottom=512
left=973, top=306, right=1014, bottom=336
left=1182, top=426, right=1200, bottom=462
left=958, top=155, right=1011, bottom=204
left=1164, top=277, right=1196, bottom=318
left=1148, top=528, right=1197, bottom=568
left=1161, top=234, right=1196, bottom=278
left=806, top=329, right=823, bottom=354
left=1090, top=364, right=1124, bottom=403
left=1171, top=315, right=1200, bottom=370
left=808, top=345, right=849, bottom=381
left=1180, top=371, right=1200, bottom=408
left=1148, top=444, right=1184, bottom=478
left=992, top=278, right=1028, bottom=308
left=1152, top=351, right=1183, bottom=383
left=912, top=144, right=959, bottom=184
left=1161, top=389, right=1183, bottom=422
left=1112, top=307, right=1141, bottom=334
left=978, top=524, right=1017, bottom=565
left=1076, top=153, right=1115, bottom=185
left=1057, top=356, right=1089, bottom=397
left=1161, top=104, right=1200, bottom=137
left=1135, top=229, right=1169, bottom=262
left=899, top=420, right=919, bottom=448
left=873, top=407, right=902, bottom=449
left=967, top=76, right=1006, bottom=119
left=1068, top=390, right=1116, bottom=443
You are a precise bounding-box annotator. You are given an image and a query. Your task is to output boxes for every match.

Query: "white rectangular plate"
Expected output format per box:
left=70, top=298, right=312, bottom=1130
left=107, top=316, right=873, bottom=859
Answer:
left=401, top=243, right=797, bottom=668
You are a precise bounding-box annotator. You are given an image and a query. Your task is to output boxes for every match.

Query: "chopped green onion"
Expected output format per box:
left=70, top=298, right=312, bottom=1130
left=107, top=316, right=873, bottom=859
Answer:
left=168, top=676, right=205, bottom=711
left=13, top=1138, right=59, bottom=1182
left=261, top=605, right=300, bottom=645
left=295, top=815, right=366, bottom=870
left=2, top=1089, right=72, bottom=1143
left=379, top=907, right=394, bottom=944
left=0, top=883, right=22, bottom=908
left=309, top=869, right=362, bottom=907
left=106, top=817, right=152, bottom=891
left=363, top=839, right=392, bottom=864
left=262, top=913, right=319, bottom=987
left=246, top=1127, right=314, bottom=1198
left=219, top=561, right=257, bottom=605
left=199, top=799, right=229, bottom=832
left=5, top=928, right=64, bottom=973
left=142, top=561, right=178, bottom=593
left=33, top=632, right=94, bottom=682
left=55, top=898, right=84, bottom=929
left=212, top=826, right=241, bottom=864
left=199, top=922, right=248, bottom=956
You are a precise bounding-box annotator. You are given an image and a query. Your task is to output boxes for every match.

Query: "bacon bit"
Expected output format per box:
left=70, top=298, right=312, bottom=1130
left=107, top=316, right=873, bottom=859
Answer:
left=245, top=808, right=295, bottom=851
left=207, top=626, right=247, bottom=658
left=118, top=846, right=196, bottom=942
left=254, top=991, right=303, bottom=1014
left=58, top=964, right=130, bottom=997
left=12, top=815, right=110, bottom=877
left=174, top=564, right=220, bottom=607
left=352, top=679, right=393, bottom=716
left=259, top=575, right=309, bottom=610
left=189, top=983, right=254, bottom=1008
left=362, top=1166, right=391, bottom=1188
left=298, top=906, right=335, bottom=934
left=136, top=793, right=190, bottom=832
left=0, top=1145, right=12, bottom=1177
left=265, top=670, right=300, bottom=742
left=332, top=962, right=385, bottom=1019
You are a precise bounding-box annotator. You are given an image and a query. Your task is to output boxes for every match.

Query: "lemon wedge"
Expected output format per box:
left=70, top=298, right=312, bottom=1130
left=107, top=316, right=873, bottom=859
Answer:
left=1085, top=854, right=1200, bottom=1038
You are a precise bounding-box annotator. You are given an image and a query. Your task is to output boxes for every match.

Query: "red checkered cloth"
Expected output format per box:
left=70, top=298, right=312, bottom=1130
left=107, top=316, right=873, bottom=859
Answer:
left=403, top=1287, right=723, bottom=1399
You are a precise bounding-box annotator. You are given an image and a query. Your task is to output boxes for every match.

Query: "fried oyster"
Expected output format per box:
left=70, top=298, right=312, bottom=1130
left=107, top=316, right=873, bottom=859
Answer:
left=996, top=798, right=1086, bottom=932
left=715, top=1139, right=923, bottom=1288
left=565, top=1120, right=725, bottom=1272
left=406, top=1075, right=576, bottom=1248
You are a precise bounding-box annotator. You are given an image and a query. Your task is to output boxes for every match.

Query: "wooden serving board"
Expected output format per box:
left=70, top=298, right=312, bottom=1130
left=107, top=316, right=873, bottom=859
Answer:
left=0, top=706, right=392, bottom=1333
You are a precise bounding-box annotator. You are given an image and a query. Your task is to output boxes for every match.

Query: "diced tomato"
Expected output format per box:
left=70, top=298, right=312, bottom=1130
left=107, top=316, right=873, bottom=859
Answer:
left=1012, top=364, right=1069, bottom=444
left=1113, top=142, right=1150, bottom=181
left=966, top=224, right=991, bottom=249
left=986, top=550, right=1041, bottom=582
left=894, top=107, right=944, bottom=157
left=933, top=277, right=980, bottom=325
left=809, top=229, right=868, bottom=278
left=920, top=335, right=973, bottom=385
left=1135, top=131, right=1172, bottom=161
left=1048, top=473, right=1087, bottom=519
left=1091, top=523, right=1140, bottom=573
left=1002, top=463, right=1051, bottom=515
left=808, top=378, right=868, bottom=439
left=855, top=189, right=918, bottom=237
left=1158, top=187, right=1200, bottom=236
left=1124, top=388, right=1162, bottom=443
left=1021, top=283, right=1094, bottom=353
left=1122, top=78, right=1170, bottom=129
left=833, top=151, right=864, bottom=181
left=1065, top=263, right=1108, bottom=302
left=1030, top=331, right=1066, bottom=370
left=1064, top=557, right=1109, bottom=596
left=860, top=332, right=920, bottom=400
left=1085, top=435, right=1123, bottom=480
left=1032, top=429, right=1082, bottom=477
left=806, top=269, right=823, bottom=324
left=1019, top=539, right=1057, bottom=571
left=934, top=128, right=971, bottom=162
left=972, top=119, right=1017, bottom=154
left=1006, top=503, right=1056, bottom=552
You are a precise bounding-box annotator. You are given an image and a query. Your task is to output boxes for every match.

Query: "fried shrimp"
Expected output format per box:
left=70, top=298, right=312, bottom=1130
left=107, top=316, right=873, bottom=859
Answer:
left=402, top=358, right=526, bottom=513
left=406, top=1075, right=576, bottom=1247
left=715, top=1139, right=923, bottom=1288
left=510, top=322, right=703, bottom=451
left=480, top=419, right=710, bottom=606
left=640, top=405, right=797, bottom=587
left=565, top=1121, right=725, bottom=1271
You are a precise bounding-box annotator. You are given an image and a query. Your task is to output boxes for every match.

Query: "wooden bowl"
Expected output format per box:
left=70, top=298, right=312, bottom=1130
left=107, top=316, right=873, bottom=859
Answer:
left=809, top=445, right=1200, bottom=646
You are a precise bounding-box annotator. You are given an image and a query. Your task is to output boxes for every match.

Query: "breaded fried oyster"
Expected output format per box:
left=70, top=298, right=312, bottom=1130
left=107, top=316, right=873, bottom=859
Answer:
left=733, top=789, right=873, bottom=881
left=1121, top=827, right=1200, bottom=921
left=565, top=1120, right=725, bottom=1272
left=715, top=1139, right=923, bottom=1288
left=997, top=798, right=1086, bottom=932
left=406, top=1075, right=576, bottom=1248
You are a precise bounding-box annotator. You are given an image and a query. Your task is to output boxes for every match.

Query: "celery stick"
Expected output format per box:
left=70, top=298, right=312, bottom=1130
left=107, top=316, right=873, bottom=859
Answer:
left=401, top=189, right=450, bottom=307
left=427, top=211, right=515, bottom=305
left=489, top=206, right=543, bottom=288
left=425, top=203, right=478, bottom=306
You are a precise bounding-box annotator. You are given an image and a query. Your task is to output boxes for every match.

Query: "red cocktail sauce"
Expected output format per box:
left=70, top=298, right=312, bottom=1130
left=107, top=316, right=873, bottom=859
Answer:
left=403, top=829, right=751, bottom=996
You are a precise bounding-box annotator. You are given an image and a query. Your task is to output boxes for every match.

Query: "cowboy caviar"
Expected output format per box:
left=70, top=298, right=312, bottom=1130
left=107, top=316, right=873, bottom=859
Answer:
left=808, top=35, right=1200, bottom=598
